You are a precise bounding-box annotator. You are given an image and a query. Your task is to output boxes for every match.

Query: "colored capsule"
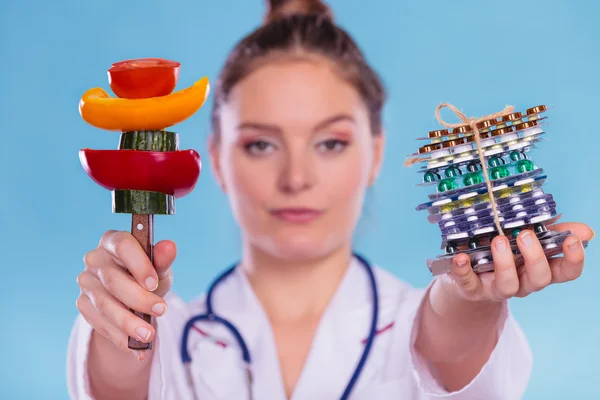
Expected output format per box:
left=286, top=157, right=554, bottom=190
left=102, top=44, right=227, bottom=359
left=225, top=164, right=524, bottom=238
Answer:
left=460, top=199, right=475, bottom=208
left=512, top=228, right=521, bottom=239
left=441, top=204, right=457, bottom=213
left=534, top=223, right=547, bottom=234
left=463, top=172, right=484, bottom=186
left=423, top=171, right=438, bottom=183
left=488, top=156, right=503, bottom=168
left=510, top=151, right=525, bottom=161
left=516, top=159, right=534, bottom=173
left=445, top=166, right=461, bottom=178
left=437, top=179, right=458, bottom=192
left=466, top=162, right=480, bottom=173
left=490, top=166, right=510, bottom=180
left=445, top=243, right=458, bottom=254
left=468, top=239, right=478, bottom=250
left=521, top=185, right=533, bottom=193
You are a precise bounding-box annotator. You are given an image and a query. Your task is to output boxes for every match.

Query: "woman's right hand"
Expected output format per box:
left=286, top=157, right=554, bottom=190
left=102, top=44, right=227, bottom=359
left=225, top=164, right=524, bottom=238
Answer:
left=76, top=230, right=177, bottom=361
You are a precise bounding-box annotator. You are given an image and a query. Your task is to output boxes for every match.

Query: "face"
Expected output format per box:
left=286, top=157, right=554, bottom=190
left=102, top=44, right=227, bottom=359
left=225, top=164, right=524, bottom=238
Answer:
left=210, top=58, right=384, bottom=262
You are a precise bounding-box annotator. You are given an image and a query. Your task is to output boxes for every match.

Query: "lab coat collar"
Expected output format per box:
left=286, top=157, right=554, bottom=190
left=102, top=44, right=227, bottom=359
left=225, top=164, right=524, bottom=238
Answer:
left=289, top=255, right=380, bottom=399
left=188, top=255, right=394, bottom=399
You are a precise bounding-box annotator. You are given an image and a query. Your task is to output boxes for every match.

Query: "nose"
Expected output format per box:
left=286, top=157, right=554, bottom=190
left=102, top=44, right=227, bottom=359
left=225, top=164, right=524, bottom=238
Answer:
left=277, top=149, right=315, bottom=194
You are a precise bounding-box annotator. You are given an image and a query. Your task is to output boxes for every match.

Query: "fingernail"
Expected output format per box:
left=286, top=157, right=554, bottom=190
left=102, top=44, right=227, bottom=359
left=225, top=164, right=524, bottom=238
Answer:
left=136, top=327, right=151, bottom=342
left=520, top=231, right=534, bottom=248
left=145, top=276, right=157, bottom=291
left=591, top=228, right=596, bottom=240
left=568, top=237, right=581, bottom=253
left=456, top=258, right=468, bottom=268
left=132, top=350, right=140, bottom=360
left=152, top=303, right=166, bottom=316
left=495, top=238, right=507, bottom=253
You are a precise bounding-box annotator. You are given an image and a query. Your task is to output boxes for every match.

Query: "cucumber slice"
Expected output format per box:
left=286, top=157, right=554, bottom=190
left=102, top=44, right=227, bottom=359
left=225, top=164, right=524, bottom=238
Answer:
left=113, top=190, right=175, bottom=215
left=119, top=130, right=179, bottom=151
left=114, top=130, right=178, bottom=215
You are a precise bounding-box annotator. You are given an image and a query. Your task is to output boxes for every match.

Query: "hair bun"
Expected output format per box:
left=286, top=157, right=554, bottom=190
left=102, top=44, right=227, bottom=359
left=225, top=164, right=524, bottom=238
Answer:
left=264, top=0, right=333, bottom=23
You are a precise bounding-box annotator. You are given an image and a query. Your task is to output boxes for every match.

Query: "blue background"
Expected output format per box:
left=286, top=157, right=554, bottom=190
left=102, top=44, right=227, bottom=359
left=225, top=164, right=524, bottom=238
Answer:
left=1, top=0, right=598, bottom=398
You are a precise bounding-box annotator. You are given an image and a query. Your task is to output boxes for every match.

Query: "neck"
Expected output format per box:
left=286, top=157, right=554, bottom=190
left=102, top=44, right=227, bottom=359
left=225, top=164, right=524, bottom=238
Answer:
left=241, top=242, right=353, bottom=323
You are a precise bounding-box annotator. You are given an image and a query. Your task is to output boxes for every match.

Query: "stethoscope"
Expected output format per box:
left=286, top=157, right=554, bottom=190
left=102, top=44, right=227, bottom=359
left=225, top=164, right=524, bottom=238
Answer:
left=180, top=253, right=379, bottom=400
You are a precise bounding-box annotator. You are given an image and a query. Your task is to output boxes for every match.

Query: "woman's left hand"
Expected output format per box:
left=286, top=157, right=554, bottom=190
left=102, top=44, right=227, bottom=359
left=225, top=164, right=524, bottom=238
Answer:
left=448, top=222, right=594, bottom=302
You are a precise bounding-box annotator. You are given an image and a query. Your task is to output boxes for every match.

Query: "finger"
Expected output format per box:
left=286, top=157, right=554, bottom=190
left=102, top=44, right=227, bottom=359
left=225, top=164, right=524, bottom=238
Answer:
left=83, top=247, right=110, bottom=273
left=153, top=240, right=177, bottom=278
left=100, top=230, right=158, bottom=292
left=82, top=248, right=168, bottom=315
left=547, top=222, right=595, bottom=241
left=548, top=235, right=585, bottom=283
left=490, top=235, right=520, bottom=299
left=78, top=271, right=157, bottom=343
left=76, top=292, right=136, bottom=358
left=91, top=265, right=168, bottom=317
left=450, top=253, right=484, bottom=300
left=517, top=230, right=552, bottom=293
left=153, top=240, right=176, bottom=297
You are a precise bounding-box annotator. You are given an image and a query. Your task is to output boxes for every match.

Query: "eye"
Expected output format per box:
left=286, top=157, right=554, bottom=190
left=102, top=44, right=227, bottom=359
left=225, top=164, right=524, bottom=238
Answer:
left=317, top=139, right=349, bottom=153
left=243, top=140, right=275, bottom=156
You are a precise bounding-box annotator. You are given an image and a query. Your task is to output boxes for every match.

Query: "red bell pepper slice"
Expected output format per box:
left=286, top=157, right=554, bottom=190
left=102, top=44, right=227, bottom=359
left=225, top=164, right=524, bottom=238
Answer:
left=79, top=149, right=201, bottom=198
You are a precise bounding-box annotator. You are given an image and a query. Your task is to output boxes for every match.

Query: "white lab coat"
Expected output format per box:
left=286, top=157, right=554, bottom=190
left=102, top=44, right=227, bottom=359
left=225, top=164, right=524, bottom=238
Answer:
left=66, top=257, right=532, bottom=399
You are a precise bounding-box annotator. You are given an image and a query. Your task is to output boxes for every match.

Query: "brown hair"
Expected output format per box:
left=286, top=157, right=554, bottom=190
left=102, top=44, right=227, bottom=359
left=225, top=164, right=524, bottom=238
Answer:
left=211, top=0, right=386, bottom=138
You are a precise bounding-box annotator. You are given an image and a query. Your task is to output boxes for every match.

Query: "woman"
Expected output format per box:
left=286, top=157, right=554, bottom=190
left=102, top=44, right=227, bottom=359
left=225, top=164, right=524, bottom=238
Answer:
left=67, top=1, right=594, bottom=399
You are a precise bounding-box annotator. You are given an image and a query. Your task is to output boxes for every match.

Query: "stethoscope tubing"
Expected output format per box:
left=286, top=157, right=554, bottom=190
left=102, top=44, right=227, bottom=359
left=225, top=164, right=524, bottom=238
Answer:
left=180, top=253, right=378, bottom=400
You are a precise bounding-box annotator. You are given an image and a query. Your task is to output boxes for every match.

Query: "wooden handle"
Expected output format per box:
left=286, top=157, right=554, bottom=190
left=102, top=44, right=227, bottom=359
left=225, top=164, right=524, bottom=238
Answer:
left=128, top=214, right=154, bottom=351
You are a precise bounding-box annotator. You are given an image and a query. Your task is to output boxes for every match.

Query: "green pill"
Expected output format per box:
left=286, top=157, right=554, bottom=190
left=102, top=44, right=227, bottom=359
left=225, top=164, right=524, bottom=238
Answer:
left=423, top=171, right=437, bottom=183
left=490, top=166, right=510, bottom=180
left=463, top=172, right=483, bottom=186
left=444, top=166, right=461, bottom=178
left=516, top=159, right=534, bottom=173
left=510, top=151, right=525, bottom=162
left=466, top=162, right=480, bottom=173
left=437, top=179, right=458, bottom=192
left=489, top=156, right=503, bottom=168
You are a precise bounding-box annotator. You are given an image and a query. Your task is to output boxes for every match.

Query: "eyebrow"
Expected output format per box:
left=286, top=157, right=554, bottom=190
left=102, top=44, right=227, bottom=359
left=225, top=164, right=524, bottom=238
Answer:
left=236, top=113, right=356, bottom=134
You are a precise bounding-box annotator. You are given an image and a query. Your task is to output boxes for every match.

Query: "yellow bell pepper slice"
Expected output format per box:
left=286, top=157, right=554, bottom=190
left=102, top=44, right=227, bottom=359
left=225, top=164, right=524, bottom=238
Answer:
left=79, top=77, right=210, bottom=131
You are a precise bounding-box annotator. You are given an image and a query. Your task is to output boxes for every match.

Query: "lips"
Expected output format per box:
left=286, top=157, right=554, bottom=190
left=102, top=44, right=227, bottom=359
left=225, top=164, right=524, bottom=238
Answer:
left=270, top=208, right=323, bottom=223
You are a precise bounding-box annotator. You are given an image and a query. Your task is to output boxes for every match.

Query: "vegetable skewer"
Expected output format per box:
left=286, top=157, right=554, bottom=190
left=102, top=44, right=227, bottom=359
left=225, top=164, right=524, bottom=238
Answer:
left=79, top=58, right=210, bottom=350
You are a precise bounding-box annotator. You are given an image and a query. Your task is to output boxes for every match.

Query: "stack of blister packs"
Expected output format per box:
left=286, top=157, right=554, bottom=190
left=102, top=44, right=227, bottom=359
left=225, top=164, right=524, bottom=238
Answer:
left=406, top=105, right=589, bottom=276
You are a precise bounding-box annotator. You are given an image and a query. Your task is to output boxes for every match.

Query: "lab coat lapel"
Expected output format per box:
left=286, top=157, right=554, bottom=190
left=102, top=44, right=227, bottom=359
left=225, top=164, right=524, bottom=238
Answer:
left=291, top=258, right=378, bottom=400
left=187, top=267, right=274, bottom=399
left=236, top=268, right=289, bottom=400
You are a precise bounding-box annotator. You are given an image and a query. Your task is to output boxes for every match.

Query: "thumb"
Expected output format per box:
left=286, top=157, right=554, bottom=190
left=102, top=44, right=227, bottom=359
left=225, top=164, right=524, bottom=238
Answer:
left=450, top=253, right=484, bottom=300
left=153, top=240, right=177, bottom=297
left=548, top=222, right=595, bottom=242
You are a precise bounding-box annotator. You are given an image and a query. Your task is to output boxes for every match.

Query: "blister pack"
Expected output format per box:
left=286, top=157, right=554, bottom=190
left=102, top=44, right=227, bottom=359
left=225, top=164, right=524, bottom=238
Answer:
left=439, top=215, right=565, bottom=250
left=428, top=230, right=590, bottom=276
left=419, top=181, right=547, bottom=214
left=407, top=107, right=550, bottom=167
left=437, top=195, right=556, bottom=230
left=404, top=104, right=586, bottom=276
left=419, top=150, right=537, bottom=186
left=441, top=203, right=557, bottom=240
left=426, top=169, right=546, bottom=202
left=428, top=190, right=553, bottom=224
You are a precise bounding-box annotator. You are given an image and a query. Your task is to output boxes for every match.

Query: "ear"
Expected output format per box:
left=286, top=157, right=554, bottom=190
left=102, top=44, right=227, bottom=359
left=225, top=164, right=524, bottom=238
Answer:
left=208, top=133, right=226, bottom=192
left=369, top=130, right=385, bottom=186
